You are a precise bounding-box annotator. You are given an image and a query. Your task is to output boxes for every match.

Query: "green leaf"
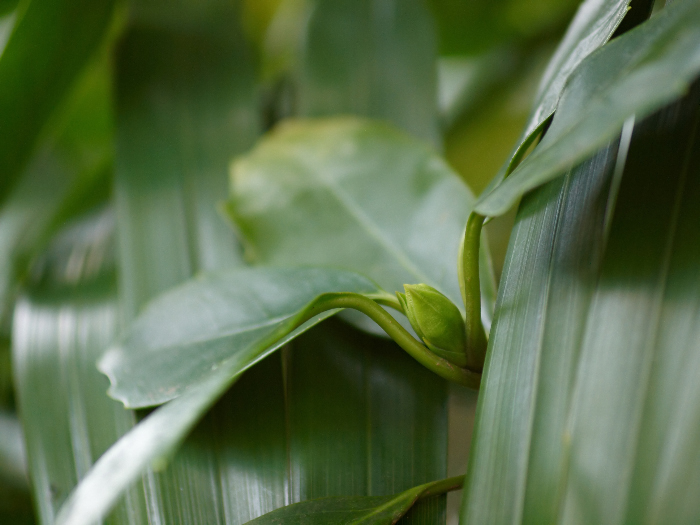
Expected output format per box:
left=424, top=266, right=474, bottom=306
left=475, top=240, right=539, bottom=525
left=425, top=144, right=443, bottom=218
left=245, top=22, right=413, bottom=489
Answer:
left=55, top=355, right=245, bottom=525
left=298, top=0, right=439, bottom=146
left=12, top=210, right=151, bottom=525
left=476, top=0, right=700, bottom=217
left=479, top=0, right=630, bottom=195
left=462, top=70, right=700, bottom=525
left=227, top=118, right=496, bottom=328
left=284, top=321, right=449, bottom=523
left=112, top=9, right=290, bottom=524
left=58, top=317, right=452, bottom=525
left=558, top=80, right=700, bottom=525
left=245, top=475, right=463, bottom=524
left=114, top=23, right=259, bottom=319
left=0, top=54, right=114, bottom=328
left=461, top=137, right=621, bottom=524
left=0, top=0, right=116, bottom=204
left=100, top=267, right=381, bottom=408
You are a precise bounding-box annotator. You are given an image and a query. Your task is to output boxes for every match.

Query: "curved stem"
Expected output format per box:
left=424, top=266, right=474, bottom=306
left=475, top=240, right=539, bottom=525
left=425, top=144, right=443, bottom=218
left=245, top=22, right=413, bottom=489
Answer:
left=294, top=292, right=481, bottom=389
left=459, top=212, right=487, bottom=372
left=417, top=475, right=465, bottom=498
left=364, top=290, right=404, bottom=313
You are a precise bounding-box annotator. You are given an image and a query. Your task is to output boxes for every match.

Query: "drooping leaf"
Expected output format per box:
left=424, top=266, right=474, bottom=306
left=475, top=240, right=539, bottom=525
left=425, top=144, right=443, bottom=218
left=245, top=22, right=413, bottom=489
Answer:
left=227, top=118, right=496, bottom=328
left=297, top=0, right=439, bottom=146
left=0, top=0, right=116, bottom=204
left=476, top=0, right=700, bottom=216
left=479, top=0, right=631, bottom=195
left=246, top=475, right=463, bottom=524
left=461, top=137, right=620, bottom=524
left=100, top=267, right=380, bottom=408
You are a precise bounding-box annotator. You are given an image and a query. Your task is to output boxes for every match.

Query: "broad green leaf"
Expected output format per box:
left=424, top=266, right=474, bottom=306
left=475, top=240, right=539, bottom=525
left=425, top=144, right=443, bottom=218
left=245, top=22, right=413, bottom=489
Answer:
left=298, top=0, right=439, bottom=146
left=100, top=267, right=380, bottom=408
left=246, top=475, right=463, bottom=524
left=0, top=0, right=116, bottom=204
left=476, top=0, right=700, bottom=216
left=12, top=209, right=151, bottom=525
left=227, top=118, right=496, bottom=328
left=461, top=138, right=620, bottom=524
left=479, top=0, right=630, bottom=195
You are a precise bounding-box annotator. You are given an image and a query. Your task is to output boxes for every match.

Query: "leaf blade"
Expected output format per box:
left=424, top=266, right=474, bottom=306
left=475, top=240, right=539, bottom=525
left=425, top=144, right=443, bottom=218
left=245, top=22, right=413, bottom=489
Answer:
left=476, top=0, right=700, bottom=216
left=100, top=267, right=381, bottom=408
left=245, top=475, right=463, bottom=525
left=479, top=0, right=630, bottom=195
left=227, top=118, right=496, bottom=327
left=0, top=0, right=115, bottom=203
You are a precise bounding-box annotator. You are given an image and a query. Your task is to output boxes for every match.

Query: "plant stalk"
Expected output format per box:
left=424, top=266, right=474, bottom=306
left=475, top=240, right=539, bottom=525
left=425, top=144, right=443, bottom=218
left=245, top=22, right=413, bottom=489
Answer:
left=459, top=212, right=488, bottom=371
left=294, top=292, right=481, bottom=389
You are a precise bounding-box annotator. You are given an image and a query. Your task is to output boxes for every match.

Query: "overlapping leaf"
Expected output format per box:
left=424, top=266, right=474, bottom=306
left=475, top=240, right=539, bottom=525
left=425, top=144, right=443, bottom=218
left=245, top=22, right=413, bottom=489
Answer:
left=227, top=118, right=496, bottom=328
left=461, top=138, right=620, bottom=524
left=463, top=48, right=700, bottom=525
left=100, top=267, right=380, bottom=408
left=558, top=81, right=700, bottom=525
left=477, top=0, right=700, bottom=216
left=480, top=0, right=630, bottom=194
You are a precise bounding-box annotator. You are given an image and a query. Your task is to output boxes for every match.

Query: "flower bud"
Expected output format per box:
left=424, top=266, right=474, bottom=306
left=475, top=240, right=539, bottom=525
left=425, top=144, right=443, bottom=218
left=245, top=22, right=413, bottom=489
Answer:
left=397, top=284, right=467, bottom=367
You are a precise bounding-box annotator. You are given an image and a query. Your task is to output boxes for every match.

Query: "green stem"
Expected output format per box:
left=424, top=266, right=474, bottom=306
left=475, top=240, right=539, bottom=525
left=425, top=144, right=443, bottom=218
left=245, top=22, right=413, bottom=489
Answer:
left=459, top=212, right=487, bottom=372
left=294, top=292, right=481, bottom=389
left=417, top=475, right=465, bottom=498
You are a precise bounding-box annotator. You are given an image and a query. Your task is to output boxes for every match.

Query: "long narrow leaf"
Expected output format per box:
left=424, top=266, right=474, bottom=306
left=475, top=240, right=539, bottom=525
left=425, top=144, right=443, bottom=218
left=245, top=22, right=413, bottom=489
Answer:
left=111, top=6, right=294, bottom=523
left=285, top=321, right=450, bottom=524
left=0, top=0, right=115, bottom=203
left=560, top=81, right=700, bottom=525
left=481, top=0, right=630, bottom=193
left=298, top=0, right=439, bottom=146
left=476, top=0, right=700, bottom=216
left=461, top=139, right=620, bottom=524
left=12, top=210, right=150, bottom=525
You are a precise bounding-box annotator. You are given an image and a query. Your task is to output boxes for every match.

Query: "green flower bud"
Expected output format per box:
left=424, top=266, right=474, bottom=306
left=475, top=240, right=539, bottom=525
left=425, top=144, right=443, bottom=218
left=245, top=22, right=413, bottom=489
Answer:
left=397, top=284, right=468, bottom=367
